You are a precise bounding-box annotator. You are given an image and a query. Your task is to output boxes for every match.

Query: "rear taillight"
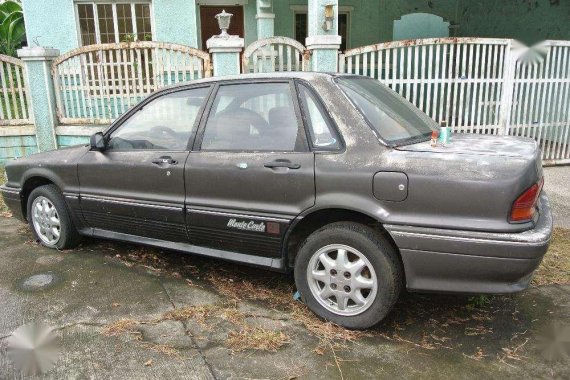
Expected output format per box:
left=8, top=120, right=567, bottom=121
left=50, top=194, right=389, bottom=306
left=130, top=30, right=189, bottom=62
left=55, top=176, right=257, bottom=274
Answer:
left=509, top=177, right=544, bottom=223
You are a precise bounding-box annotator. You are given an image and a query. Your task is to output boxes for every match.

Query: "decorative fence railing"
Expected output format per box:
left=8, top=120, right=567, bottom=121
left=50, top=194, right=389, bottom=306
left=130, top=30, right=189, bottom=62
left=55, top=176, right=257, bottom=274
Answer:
left=339, top=38, right=570, bottom=164
left=0, top=54, right=31, bottom=126
left=508, top=41, right=570, bottom=163
left=52, top=41, right=212, bottom=124
left=242, top=37, right=310, bottom=74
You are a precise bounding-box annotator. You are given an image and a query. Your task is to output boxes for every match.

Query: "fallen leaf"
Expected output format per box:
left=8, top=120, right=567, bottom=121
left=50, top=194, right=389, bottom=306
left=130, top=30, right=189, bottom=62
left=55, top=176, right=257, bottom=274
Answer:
left=144, top=359, right=153, bottom=366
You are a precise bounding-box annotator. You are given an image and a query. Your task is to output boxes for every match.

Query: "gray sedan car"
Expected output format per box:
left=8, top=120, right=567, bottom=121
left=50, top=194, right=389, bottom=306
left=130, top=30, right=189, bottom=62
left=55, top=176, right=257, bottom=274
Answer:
left=1, top=73, right=552, bottom=329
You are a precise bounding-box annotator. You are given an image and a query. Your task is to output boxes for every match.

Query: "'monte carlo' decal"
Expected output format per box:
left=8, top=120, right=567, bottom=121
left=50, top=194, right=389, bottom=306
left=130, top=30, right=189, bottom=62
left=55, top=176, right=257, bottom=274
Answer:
left=227, top=218, right=266, bottom=233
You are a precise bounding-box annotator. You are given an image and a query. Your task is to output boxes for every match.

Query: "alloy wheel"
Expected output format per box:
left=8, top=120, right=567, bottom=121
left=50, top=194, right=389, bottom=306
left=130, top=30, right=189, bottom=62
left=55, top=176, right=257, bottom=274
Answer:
left=306, top=244, right=378, bottom=316
left=31, top=196, right=61, bottom=246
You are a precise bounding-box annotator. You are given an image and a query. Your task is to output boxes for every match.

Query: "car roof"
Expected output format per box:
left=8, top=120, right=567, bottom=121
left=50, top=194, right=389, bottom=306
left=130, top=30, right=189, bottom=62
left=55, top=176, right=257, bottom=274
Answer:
left=165, top=72, right=354, bottom=90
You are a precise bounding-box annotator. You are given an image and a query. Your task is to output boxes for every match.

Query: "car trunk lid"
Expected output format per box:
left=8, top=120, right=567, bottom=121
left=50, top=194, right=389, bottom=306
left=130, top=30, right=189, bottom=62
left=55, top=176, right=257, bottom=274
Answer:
left=396, top=133, right=539, bottom=159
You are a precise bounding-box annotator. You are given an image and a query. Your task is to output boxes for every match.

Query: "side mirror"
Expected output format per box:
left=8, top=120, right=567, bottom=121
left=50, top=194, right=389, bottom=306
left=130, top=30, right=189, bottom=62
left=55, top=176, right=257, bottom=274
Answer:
left=90, top=132, right=106, bottom=151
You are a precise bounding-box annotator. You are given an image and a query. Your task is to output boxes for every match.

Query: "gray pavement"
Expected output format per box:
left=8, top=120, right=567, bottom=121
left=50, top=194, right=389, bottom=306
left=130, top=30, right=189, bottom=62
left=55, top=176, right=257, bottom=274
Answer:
left=0, top=214, right=569, bottom=379
left=544, top=166, right=570, bottom=228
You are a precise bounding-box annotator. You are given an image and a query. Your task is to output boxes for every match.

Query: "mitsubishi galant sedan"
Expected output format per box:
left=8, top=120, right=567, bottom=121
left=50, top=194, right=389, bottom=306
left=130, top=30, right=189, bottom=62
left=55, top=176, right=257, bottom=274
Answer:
left=1, top=73, right=553, bottom=329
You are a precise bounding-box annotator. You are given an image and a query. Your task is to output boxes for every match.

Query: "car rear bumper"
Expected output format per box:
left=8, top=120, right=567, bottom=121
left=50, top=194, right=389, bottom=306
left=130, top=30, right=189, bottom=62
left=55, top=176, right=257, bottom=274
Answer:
left=385, top=193, right=553, bottom=294
left=0, top=185, right=25, bottom=221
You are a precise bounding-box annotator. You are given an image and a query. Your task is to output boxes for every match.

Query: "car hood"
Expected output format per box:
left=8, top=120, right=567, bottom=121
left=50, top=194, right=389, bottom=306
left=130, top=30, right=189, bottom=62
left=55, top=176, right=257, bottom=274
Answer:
left=396, top=133, right=539, bottom=159
left=9, top=144, right=89, bottom=165
left=4, top=145, right=90, bottom=190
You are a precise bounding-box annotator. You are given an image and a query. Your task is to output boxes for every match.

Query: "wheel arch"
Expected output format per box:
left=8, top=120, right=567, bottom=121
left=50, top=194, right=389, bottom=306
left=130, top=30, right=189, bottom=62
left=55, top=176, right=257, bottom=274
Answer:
left=284, top=207, right=402, bottom=271
left=20, top=174, right=59, bottom=220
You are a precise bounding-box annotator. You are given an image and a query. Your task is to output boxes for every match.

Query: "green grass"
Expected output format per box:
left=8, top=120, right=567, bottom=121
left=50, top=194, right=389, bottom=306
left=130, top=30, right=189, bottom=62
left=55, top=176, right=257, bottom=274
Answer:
left=533, top=227, right=570, bottom=286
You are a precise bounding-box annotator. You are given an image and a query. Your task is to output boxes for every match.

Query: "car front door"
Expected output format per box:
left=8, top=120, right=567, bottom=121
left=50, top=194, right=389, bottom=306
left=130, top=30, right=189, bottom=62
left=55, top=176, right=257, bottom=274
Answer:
left=185, top=81, right=315, bottom=259
left=77, top=86, right=211, bottom=242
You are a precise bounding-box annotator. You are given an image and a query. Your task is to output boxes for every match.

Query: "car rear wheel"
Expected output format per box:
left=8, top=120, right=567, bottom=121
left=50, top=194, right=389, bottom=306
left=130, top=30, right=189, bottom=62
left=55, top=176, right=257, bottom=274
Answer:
left=27, top=184, right=80, bottom=249
left=294, top=222, right=402, bottom=329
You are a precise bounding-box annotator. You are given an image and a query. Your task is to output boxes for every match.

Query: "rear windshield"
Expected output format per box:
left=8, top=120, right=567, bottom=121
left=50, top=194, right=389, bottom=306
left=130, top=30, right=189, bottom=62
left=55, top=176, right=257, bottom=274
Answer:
left=336, top=77, right=436, bottom=146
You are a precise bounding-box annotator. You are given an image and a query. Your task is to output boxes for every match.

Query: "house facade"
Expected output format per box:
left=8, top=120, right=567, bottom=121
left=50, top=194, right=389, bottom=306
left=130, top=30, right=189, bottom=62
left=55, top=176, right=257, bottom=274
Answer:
left=0, top=0, right=569, bottom=166
left=23, top=0, right=570, bottom=56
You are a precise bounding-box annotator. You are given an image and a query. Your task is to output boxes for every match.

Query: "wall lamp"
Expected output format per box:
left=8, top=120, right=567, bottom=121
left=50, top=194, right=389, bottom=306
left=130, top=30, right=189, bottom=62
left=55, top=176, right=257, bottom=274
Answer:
left=323, top=4, right=335, bottom=31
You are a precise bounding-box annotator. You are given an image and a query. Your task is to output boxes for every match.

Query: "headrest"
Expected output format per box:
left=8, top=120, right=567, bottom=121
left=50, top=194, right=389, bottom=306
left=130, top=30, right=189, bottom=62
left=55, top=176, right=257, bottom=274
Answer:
left=268, top=107, right=296, bottom=129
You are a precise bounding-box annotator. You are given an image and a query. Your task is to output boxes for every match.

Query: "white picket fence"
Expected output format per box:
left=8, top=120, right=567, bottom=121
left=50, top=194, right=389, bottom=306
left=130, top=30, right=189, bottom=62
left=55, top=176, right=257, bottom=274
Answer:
left=0, top=54, right=31, bottom=125
left=52, top=41, right=212, bottom=124
left=339, top=38, right=570, bottom=164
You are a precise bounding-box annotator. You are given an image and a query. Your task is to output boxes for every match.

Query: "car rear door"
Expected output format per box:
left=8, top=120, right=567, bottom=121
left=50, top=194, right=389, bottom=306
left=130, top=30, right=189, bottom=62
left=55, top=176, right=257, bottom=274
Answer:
left=77, top=86, right=211, bottom=242
left=185, top=80, right=315, bottom=259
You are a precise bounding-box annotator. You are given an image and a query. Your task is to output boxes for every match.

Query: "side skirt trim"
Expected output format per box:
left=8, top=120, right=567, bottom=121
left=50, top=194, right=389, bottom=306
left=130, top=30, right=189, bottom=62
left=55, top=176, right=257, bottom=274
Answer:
left=80, top=227, right=286, bottom=271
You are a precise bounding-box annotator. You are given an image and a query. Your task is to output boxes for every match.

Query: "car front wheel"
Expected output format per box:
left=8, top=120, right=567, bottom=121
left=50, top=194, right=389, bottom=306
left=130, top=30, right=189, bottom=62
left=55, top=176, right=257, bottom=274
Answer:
left=27, top=184, right=80, bottom=249
left=294, top=222, right=402, bottom=329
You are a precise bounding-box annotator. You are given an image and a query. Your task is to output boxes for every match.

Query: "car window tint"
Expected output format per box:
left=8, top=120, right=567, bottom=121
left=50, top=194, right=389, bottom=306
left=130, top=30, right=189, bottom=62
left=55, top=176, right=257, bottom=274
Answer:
left=201, top=83, right=300, bottom=151
left=298, top=84, right=340, bottom=150
left=107, top=87, right=209, bottom=151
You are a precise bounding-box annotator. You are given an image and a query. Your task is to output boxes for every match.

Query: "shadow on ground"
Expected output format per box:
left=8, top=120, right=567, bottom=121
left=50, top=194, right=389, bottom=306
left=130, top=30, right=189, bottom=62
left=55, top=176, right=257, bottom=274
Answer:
left=0, top=216, right=568, bottom=379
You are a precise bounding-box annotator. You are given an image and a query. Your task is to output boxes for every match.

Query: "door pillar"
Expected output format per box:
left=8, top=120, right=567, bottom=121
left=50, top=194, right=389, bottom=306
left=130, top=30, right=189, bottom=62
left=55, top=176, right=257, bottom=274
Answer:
left=306, top=0, right=341, bottom=72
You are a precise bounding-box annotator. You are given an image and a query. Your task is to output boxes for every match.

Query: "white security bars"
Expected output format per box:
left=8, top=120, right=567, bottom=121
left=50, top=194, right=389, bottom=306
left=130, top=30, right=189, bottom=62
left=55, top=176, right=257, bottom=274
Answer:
left=52, top=41, right=212, bottom=124
left=339, top=38, right=570, bottom=164
left=0, top=54, right=31, bottom=126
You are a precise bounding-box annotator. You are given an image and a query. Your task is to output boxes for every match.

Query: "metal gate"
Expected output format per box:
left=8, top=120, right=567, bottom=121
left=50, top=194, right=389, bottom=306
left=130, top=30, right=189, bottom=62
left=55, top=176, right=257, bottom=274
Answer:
left=339, top=38, right=570, bottom=164
left=242, top=37, right=310, bottom=73
left=52, top=41, right=212, bottom=124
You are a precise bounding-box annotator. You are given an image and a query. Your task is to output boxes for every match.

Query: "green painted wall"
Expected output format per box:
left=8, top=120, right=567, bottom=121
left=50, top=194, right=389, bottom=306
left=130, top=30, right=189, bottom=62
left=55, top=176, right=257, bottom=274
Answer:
left=20, top=0, right=570, bottom=56
left=22, top=0, right=79, bottom=53
left=274, top=0, right=383, bottom=49
left=244, top=1, right=258, bottom=47
left=56, top=135, right=89, bottom=148
left=0, top=135, right=37, bottom=166
left=154, top=0, right=199, bottom=48
left=460, top=0, right=570, bottom=45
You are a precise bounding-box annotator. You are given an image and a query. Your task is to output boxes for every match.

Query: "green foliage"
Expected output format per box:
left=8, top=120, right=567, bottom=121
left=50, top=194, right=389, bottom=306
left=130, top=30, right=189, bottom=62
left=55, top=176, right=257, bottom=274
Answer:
left=0, top=1, right=25, bottom=57
left=467, top=295, right=493, bottom=309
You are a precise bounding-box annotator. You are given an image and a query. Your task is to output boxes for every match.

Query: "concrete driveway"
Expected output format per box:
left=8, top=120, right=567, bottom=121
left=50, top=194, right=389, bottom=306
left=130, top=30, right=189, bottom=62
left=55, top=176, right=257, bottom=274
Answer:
left=0, top=168, right=569, bottom=379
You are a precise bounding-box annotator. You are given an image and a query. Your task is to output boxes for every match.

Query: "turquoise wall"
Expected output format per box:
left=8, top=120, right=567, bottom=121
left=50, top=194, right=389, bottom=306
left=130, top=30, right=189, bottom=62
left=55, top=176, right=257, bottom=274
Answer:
left=154, top=0, right=198, bottom=48
left=243, top=1, right=258, bottom=47
left=0, top=135, right=38, bottom=166
left=22, top=0, right=79, bottom=52
left=57, top=135, right=89, bottom=148
left=393, top=13, right=449, bottom=41
left=20, top=0, right=570, bottom=56
left=274, top=0, right=383, bottom=49
left=461, top=0, right=570, bottom=45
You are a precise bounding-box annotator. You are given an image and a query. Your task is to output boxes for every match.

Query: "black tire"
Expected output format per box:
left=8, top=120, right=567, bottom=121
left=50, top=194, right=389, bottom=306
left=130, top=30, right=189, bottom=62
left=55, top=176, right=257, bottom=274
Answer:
left=27, top=184, right=80, bottom=249
left=294, top=222, right=402, bottom=329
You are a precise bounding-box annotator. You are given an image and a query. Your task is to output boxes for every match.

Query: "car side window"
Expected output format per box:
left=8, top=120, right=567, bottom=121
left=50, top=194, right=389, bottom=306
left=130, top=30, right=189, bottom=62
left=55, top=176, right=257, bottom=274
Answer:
left=200, top=83, right=301, bottom=152
left=297, top=84, right=340, bottom=150
left=107, top=87, right=210, bottom=151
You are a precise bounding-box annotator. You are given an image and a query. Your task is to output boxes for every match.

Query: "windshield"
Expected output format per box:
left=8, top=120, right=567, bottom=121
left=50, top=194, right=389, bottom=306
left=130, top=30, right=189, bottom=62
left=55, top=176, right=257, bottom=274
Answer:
left=336, top=77, right=436, bottom=146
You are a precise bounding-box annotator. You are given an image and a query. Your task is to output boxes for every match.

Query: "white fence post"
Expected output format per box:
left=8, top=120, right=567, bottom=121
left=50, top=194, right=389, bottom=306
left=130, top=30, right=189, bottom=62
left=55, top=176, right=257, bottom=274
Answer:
left=497, top=40, right=517, bottom=136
